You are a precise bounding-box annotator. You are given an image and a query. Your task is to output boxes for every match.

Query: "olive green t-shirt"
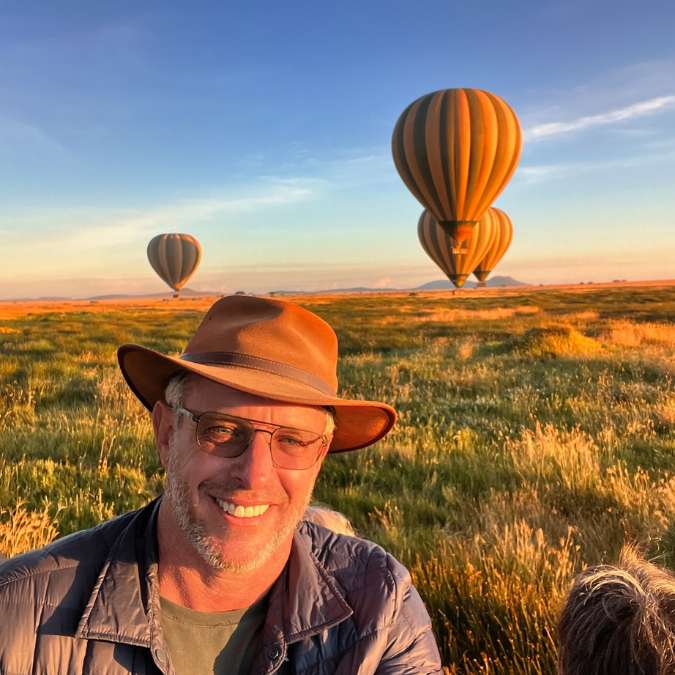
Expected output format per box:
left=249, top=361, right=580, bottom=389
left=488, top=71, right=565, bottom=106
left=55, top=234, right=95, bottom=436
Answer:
left=159, top=595, right=267, bottom=675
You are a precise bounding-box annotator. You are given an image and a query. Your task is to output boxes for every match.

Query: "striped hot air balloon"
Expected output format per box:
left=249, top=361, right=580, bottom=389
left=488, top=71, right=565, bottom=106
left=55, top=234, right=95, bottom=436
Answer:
left=393, top=88, right=521, bottom=249
left=147, top=233, right=202, bottom=297
left=474, top=208, right=514, bottom=284
left=418, top=209, right=495, bottom=288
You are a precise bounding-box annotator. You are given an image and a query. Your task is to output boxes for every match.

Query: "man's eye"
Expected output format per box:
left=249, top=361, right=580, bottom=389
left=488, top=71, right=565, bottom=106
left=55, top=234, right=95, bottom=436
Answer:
left=206, top=425, right=240, bottom=439
left=277, top=434, right=307, bottom=447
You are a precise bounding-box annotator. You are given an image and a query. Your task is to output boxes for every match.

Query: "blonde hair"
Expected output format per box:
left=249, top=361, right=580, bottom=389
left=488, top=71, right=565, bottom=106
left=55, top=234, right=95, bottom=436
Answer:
left=303, top=505, right=355, bottom=536
left=558, top=545, right=675, bottom=675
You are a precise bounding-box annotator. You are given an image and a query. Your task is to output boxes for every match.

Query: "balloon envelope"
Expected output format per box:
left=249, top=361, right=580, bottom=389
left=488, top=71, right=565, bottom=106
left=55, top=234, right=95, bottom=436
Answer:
left=147, top=233, right=202, bottom=295
left=474, top=208, right=514, bottom=282
left=418, top=209, right=495, bottom=288
left=393, top=88, right=521, bottom=247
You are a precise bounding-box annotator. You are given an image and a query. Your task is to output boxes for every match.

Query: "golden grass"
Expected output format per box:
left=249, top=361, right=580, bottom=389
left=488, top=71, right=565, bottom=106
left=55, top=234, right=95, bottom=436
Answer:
left=521, top=326, right=602, bottom=358
left=0, top=502, right=60, bottom=558
left=377, top=305, right=541, bottom=325
left=602, top=320, right=675, bottom=347
left=0, top=283, right=673, bottom=672
left=0, top=295, right=221, bottom=319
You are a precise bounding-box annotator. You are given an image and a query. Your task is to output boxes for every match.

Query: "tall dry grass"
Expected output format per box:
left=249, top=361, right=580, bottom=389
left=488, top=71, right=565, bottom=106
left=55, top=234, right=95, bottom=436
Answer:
left=0, top=284, right=673, bottom=672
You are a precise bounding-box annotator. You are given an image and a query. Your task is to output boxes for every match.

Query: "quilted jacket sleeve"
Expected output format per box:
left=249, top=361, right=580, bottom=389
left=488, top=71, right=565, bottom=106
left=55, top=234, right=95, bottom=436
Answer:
left=375, top=554, right=443, bottom=674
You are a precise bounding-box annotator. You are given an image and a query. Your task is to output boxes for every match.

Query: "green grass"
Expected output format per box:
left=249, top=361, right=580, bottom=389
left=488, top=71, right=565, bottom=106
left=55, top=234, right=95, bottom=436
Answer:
left=1, top=285, right=674, bottom=673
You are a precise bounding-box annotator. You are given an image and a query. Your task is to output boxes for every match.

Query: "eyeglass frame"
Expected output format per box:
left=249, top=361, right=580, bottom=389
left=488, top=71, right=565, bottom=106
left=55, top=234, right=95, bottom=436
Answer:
left=171, top=404, right=331, bottom=470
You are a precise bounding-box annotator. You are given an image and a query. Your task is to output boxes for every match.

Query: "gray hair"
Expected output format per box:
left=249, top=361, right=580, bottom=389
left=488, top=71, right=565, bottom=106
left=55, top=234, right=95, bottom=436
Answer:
left=558, top=545, right=675, bottom=675
left=164, top=373, right=336, bottom=436
left=164, top=372, right=188, bottom=409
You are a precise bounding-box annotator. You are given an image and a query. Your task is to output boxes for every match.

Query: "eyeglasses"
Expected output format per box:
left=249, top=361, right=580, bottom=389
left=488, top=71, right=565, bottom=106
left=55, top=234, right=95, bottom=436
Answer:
left=173, top=405, right=329, bottom=470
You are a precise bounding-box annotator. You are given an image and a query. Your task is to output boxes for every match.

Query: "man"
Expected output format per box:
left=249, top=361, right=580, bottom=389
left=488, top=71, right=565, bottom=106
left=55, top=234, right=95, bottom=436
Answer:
left=0, top=295, right=442, bottom=674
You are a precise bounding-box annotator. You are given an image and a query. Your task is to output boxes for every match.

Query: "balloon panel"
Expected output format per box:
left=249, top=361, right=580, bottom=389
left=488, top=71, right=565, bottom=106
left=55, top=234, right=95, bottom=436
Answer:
left=393, top=88, right=522, bottom=243
left=418, top=209, right=494, bottom=288
left=474, top=208, right=514, bottom=281
left=147, top=233, right=202, bottom=292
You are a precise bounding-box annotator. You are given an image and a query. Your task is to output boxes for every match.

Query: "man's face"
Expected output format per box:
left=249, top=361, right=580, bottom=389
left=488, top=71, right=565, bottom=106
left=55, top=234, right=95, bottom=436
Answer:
left=157, top=377, right=330, bottom=573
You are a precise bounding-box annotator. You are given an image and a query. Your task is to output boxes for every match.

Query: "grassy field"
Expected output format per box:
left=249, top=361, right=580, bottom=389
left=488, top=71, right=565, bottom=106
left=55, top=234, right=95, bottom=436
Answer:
left=1, top=282, right=674, bottom=673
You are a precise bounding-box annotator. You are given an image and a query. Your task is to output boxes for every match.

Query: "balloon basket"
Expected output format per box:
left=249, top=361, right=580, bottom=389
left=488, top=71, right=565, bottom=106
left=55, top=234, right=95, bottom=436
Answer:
left=439, top=220, right=478, bottom=248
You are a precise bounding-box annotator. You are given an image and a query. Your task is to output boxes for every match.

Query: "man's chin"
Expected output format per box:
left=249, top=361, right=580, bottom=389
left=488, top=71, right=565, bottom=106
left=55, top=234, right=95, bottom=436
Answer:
left=196, top=534, right=283, bottom=573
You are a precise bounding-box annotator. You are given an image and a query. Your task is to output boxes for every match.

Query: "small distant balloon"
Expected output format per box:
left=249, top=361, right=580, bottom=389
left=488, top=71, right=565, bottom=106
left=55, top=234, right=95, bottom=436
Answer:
left=474, top=208, right=514, bottom=283
left=147, top=233, right=202, bottom=297
left=392, top=88, right=522, bottom=249
left=418, top=209, right=494, bottom=288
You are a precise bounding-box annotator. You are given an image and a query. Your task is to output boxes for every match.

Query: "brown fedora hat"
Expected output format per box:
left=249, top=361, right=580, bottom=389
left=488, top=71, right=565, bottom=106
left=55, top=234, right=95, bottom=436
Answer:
left=117, top=295, right=396, bottom=452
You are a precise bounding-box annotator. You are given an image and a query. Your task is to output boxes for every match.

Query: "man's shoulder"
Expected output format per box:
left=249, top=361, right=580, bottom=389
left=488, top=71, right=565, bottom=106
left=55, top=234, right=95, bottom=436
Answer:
left=298, top=521, right=440, bottom=669
left=0, top=508, right=137, bottom=596
left=298, top=520, right=414, bottom=612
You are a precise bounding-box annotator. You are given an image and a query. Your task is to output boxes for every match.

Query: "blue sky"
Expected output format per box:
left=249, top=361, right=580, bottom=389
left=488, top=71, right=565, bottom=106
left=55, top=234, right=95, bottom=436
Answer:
left=2, top=0, right=674, bottom=297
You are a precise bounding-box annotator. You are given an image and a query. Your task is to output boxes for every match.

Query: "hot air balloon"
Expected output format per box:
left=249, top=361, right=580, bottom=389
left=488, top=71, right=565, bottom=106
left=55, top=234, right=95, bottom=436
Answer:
left=418, top=209, right=495, bottom=288
left=474, top=207, right=514, bottom=284
left=392, top=88, right=521, bottom=251
left=147, top=233, right=202, bottom=297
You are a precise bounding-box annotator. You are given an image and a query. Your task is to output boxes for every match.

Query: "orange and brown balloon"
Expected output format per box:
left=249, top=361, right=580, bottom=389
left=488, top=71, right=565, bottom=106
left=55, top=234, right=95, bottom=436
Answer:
left=418, top=209, right=495, bottom=288
left=474, top=207, right=514, bottom=283
left=392, top=88, right=521, bottom=250
left=147, top=233, right=202, bottom=297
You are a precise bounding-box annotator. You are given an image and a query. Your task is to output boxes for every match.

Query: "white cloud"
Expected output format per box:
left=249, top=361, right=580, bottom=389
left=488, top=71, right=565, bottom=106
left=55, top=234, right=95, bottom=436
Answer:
left=2, top=177, right=321, bottom=250
left=73, top=179, right=320, bottom=249
left=373, top=276, right=393, bottom=288
left=0, top=116, right=67, bottom=155
left=0, top=177, right=323, bottom=281
left=516, top=144, right=675, bottom=185
left=524, top=95, right=675, bottom=141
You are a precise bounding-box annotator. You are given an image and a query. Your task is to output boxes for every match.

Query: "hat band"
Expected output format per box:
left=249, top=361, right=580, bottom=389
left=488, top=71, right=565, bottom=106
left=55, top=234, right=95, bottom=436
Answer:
left=179, top=351, right=335, bottom=396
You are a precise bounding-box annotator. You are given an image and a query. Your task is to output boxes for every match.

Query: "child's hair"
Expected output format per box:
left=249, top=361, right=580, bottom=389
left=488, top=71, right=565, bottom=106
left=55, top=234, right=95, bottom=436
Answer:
left=558, top=545, right=675, bottom=675
left=303, top=505, right=355, bottom=537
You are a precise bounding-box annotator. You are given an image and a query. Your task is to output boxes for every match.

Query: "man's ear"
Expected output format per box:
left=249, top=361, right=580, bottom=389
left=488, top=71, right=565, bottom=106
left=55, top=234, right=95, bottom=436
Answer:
left=152, top=400, right=173, bottom=468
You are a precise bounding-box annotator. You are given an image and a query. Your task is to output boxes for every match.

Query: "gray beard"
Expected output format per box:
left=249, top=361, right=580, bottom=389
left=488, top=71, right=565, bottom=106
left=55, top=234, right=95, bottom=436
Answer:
left=164, top=436, right=311, bottom=572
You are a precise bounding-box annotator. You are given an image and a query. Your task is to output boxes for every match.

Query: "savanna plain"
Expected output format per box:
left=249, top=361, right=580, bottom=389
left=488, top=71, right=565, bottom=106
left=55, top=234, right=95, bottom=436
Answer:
left=0, top=282, right=674, bottom=673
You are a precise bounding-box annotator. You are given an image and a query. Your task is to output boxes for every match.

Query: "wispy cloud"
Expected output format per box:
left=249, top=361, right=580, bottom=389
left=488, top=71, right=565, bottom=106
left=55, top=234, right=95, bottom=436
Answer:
left=0, top=116, right=67, bottom=155
left=524, top=95, right=675, bottom=141
left=0, top=177, right=323, bottom=281
left=72, top=177, right=322, bottom=249
left=516, top=145, right=675, bottom=184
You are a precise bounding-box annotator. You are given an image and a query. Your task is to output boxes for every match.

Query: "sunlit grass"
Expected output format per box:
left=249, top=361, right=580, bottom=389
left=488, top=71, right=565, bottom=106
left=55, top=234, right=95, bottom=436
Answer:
left=0, top=282, right=673, bottom=673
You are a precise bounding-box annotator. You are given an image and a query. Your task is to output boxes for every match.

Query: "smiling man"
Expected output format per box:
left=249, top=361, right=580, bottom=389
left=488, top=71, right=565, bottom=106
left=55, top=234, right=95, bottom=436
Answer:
left=0, top=295, right=442, bottom=674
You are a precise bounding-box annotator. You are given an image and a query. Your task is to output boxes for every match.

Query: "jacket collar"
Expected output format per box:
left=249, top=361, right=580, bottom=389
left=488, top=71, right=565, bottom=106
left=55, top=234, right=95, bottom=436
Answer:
left=76, top=498, right=161, bottom=647
left=75, top=499, right=353, bottom=652
left=263, top=525, right=353, bottom=645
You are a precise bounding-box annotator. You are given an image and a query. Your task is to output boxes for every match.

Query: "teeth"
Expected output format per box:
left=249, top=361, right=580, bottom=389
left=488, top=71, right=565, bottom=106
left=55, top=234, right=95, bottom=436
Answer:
left=215, top=498, right=269, bottom=518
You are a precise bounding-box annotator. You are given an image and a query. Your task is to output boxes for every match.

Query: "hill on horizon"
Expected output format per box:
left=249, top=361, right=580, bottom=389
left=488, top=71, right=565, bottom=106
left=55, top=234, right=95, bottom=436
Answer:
left=415, top=275, right=527, bottom=291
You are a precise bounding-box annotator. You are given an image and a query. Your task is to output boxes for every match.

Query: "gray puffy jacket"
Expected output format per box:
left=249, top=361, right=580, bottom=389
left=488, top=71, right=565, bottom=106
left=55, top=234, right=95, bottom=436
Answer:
left=0, top=499, right=442, bottom=674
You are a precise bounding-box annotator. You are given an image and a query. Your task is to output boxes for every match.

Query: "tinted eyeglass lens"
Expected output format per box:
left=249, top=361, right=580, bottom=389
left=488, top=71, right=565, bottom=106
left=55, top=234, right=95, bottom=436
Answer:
left=271, top=429, right=324, bottom=469
left=196, top=413, right=251, bottom=457
left=195, top=413, right=324, bottom=469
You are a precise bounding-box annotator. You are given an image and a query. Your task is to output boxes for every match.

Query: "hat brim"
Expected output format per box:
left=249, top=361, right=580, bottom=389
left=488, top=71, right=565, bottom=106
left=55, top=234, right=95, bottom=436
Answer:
left=117, top=344, right=396, bottom=453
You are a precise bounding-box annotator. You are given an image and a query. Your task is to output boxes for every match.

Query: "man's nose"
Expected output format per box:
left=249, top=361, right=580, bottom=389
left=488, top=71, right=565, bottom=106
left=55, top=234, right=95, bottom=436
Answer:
left=227, top=430, right=276, bottom=489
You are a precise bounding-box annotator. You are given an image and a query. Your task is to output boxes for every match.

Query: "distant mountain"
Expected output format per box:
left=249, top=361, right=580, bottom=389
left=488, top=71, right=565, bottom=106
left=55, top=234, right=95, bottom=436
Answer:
left=268, top=287, right=385, bottom=296
left=4, top=278, right=529, bottom=303
left=87, top=287, right=221, bottom=300
left=484, top=275, right=528, bottom=287
left=415, top=280, right=476, bottom=290
left=415, top=275, right=527, bottom=290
